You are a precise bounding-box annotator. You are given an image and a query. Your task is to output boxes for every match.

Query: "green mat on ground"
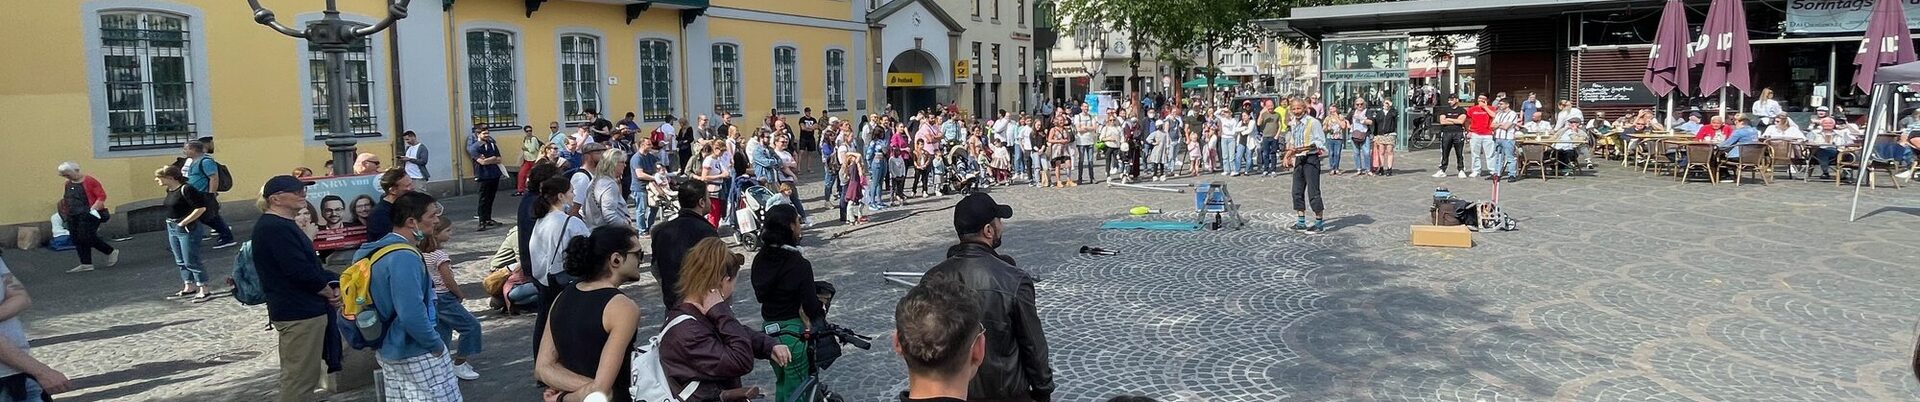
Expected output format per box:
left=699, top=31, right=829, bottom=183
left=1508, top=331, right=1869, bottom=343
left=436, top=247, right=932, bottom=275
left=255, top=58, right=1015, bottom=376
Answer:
left=1100, top=220, right=1202, bottom=231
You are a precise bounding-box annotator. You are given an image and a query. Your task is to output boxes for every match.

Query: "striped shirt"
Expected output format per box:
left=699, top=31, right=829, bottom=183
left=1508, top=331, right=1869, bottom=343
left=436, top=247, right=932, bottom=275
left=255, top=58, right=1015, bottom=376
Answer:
left=1493, top=110, right=1521, bottom=140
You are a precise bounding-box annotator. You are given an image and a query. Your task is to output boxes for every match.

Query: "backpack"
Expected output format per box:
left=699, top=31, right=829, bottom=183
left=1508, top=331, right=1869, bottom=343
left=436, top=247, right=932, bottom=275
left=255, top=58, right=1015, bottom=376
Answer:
left=338, top=243, right=418, bottom=349
left=629, top=314, right=702, bottom=402
left=229, top=241, right=268, bottom=305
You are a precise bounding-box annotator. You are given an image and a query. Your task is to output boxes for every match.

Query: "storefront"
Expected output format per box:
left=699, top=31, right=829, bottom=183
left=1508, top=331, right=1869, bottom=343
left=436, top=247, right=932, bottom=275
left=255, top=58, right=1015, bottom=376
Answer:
left=1281, top=0, right=1920, bottom=126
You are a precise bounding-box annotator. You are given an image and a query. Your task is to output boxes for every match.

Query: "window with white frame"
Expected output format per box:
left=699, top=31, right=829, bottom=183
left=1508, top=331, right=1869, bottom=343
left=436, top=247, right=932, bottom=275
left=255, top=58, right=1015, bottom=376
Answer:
left=712, top=43, right=740, bottom=116
left=971, top=42, right=982, bottom=80
left=826, top=49, right=845, bottom=111
left=774, top=46, right=798, bottom=113
left=559, top=34, right=601, bottom=124
left=100, top=11, right=197, bottom=150
left=308, top=37, right=378, bottom=137
left=466, top=30, right=518, bottom=129
left=1240, top=53, right=1252, bottom=65
left=639, top=39, right=674, bottom=122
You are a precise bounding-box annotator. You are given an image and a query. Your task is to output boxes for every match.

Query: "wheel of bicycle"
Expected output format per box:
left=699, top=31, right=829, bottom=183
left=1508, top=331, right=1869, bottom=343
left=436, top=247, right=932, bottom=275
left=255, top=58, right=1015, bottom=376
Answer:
left=1408, top=127, right=1441, bottom=150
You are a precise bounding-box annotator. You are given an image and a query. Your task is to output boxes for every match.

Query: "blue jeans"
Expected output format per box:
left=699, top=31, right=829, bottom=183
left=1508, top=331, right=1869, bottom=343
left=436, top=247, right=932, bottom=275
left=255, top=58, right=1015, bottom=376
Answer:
left=0, top=374, right=44, bottom=402
left=1012, top=145, right=1028, bottom=176
left=164, top=220, right=207, bottom=284
left=1353, top=137, right=1372, bottom=172
left=506, top=283, right=539, bottom=305
left=1326, top=137, right=1347, bottom=171
left=782, top=181, right=808, bottom=222
left=1260, top=137, right=1281, bottom=172
left=865, top=165, right=886, bottom=207
left=633, top=190, right=657, bottom=233
left=434, top=292, right=484, bottom=358
left=1494, top=139, right=1518, bottom=176
left=1075, top=145, right=1095, bottom=182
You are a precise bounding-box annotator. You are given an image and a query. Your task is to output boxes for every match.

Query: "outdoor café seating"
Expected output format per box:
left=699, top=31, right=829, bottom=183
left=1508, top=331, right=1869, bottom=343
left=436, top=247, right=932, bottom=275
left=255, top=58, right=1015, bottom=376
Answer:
left=1720, top=143, right=1770, bottom=185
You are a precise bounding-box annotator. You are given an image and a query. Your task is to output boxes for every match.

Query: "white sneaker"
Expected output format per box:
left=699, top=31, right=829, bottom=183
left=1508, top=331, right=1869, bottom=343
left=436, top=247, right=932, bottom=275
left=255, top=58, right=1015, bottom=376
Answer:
left=105, top=250, right=121, bottom=267
left=1457, top=171, right=1468, bottom=179
left=1432, top=170, right=1448, bottom=178
left=1897, top=169, right=1914, bottom=179
left=67, top=264, right=95, bottom=273
left=453, top=362, right=480, bottom=381
left=803, top=217, right=816, bottom=228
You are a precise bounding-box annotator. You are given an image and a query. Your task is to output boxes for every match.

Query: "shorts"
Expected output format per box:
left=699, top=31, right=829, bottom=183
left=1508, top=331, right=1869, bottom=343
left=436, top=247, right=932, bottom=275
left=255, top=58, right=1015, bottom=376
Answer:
left=799, top=131, right=818, bottom=152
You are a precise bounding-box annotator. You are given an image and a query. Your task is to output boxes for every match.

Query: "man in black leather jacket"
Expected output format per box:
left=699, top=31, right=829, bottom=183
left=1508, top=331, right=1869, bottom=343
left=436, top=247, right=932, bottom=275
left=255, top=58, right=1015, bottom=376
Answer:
left=924, top=193, right=1055, bottom=402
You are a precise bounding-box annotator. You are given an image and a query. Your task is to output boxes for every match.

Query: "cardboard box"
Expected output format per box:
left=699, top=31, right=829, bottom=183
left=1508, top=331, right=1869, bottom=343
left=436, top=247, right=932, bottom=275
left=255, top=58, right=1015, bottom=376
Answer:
left=1410, top=225, right=1472, bottom=248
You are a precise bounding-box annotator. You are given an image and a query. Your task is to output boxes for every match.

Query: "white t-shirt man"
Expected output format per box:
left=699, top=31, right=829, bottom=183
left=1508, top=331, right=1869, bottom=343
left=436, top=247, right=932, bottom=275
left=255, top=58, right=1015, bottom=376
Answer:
left=1073, top=113, right=1097, bottom=146
left=404, top=142, right=428, bottom=180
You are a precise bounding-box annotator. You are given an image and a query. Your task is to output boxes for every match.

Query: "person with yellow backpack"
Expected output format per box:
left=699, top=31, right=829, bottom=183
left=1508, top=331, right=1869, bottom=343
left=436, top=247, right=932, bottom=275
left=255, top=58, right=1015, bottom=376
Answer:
left=338, top=191, right=462, bottom=400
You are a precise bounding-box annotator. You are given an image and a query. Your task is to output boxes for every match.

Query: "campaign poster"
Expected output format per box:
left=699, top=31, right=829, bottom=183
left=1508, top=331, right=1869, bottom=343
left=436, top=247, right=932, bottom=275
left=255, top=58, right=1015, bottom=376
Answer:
left=297, top=174, right=381, bottom=251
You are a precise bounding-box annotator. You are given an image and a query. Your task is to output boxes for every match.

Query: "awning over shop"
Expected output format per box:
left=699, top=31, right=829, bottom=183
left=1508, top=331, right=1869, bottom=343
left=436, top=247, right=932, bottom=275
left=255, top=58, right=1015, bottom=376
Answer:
left=1409, top=68, right=1445, bottom=79
left=1180, top=77, right=1240, bottom=89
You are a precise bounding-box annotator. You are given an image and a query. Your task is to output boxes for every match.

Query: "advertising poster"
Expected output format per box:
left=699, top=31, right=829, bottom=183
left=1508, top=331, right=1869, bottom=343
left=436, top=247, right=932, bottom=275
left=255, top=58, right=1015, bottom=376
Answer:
left=1785, top=0, right=1920, bottom=33
left=297, top=174, right=381, bottom=251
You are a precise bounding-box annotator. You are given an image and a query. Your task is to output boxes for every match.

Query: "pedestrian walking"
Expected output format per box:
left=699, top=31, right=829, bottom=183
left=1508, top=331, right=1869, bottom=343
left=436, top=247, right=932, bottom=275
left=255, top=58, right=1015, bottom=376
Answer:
left=180, top=141, right=238, bottom=249
left=535, top=224, right=646, bottom=402
left=154, top=165, right=211, bottom=300
left=421, top=216, right=483, bottom=381
left=924, top=193, right=1055, bottom=402
left=518, top=125, right=543, bottom=196
left=252, top=175, right=340, bottom=402
left=661, top=238, right=791, bottom=402
left=359, top=191, right=461, bottom=400
left=55, top=162, right=116, bottom=273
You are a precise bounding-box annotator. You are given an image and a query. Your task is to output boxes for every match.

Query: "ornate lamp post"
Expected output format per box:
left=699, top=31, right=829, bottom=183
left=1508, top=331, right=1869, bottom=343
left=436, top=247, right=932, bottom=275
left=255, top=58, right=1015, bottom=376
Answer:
left=248, top=0, right=410, bottom=176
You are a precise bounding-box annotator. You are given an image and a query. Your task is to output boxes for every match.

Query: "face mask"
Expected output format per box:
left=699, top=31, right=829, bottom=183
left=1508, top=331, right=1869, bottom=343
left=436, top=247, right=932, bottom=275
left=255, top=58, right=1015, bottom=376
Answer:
left=411, top=228, right=426, bottom=243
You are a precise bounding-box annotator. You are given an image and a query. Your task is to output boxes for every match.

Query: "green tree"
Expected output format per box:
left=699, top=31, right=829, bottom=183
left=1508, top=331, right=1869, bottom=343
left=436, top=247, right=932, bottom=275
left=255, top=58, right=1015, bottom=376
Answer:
left=1055, top=0, right=1333, bottom=104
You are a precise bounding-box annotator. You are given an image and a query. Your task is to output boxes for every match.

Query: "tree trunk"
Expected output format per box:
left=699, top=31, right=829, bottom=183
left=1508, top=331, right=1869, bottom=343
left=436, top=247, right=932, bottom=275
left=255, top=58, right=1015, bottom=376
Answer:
left=1206, top=43, right=1217, bottom=109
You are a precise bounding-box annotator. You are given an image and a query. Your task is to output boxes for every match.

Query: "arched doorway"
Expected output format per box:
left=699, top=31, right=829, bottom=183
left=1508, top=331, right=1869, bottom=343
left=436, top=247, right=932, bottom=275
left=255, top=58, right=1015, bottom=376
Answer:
left=886, top=49, right=944, bottom=117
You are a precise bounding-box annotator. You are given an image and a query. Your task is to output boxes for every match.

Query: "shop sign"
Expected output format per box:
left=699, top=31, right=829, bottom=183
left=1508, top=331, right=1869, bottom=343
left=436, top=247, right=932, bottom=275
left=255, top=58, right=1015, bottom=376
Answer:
left=1785, top=0, right=1920, bottom=33
left=887, top=73, right=925, bottom=87
left=1577, top=81, right=1659, bottom=105
left=955, top=60, right=971, bottom=83
left=1324, top=70, right=1408, bottom=81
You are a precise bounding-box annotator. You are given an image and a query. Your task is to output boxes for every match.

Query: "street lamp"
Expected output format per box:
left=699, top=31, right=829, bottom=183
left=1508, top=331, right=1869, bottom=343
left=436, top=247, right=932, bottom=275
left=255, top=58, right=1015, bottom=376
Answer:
left=247, top=0, right=410, bottom=176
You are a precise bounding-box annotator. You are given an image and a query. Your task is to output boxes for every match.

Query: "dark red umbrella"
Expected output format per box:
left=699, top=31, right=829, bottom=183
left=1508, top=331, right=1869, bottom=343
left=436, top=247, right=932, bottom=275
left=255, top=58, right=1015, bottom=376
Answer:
left=1693, top=0, right=1752, bottom=95
left=1853, top=0, right=1918, bottom=93
left=1643, top=0, right=1692, bottom=97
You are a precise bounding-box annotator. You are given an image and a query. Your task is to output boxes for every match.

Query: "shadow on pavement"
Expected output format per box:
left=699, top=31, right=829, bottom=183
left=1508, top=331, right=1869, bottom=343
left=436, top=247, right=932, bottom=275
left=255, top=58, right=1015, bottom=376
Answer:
left=31, top=319, right=202, bottom=348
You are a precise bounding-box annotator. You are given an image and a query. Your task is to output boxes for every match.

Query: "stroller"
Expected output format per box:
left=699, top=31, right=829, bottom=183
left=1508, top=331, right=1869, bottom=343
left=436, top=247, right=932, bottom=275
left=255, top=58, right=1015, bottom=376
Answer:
left=944, top=148, right=984, bottom=195
left=731, top=176, right=789, bottom=251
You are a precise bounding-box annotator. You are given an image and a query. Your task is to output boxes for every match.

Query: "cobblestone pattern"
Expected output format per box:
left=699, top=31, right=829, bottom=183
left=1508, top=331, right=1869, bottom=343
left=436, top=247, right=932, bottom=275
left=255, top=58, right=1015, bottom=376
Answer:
left=4, top=150, right=1917, bottom=401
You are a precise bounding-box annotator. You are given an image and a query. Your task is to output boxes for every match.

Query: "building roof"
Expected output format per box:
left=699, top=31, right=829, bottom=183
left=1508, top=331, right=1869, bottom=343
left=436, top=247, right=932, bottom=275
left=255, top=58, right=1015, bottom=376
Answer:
left=1280, top=0, right=1659, bottom=38
left=867, top=0, right=965, bottom=33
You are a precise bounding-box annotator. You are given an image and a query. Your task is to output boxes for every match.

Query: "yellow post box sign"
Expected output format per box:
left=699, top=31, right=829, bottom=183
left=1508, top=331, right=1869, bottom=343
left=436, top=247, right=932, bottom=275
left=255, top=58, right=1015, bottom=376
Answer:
left=887, top=73, right=925, bottom=87
left=955, top=60, right=971, bottom=82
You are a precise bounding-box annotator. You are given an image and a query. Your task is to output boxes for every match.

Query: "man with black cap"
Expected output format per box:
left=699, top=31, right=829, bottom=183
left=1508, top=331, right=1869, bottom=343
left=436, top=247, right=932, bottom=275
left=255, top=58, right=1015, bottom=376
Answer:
left=923, top=193, right=1054, bottom=402
left=251, top=175, right=343, bottom=402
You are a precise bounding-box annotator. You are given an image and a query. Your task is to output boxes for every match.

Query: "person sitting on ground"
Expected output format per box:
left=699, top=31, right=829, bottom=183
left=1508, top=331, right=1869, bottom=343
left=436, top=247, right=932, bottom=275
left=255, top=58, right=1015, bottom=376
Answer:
left=661, top=238, right=791, bottom=402
left=535, top=224, right=646, bottom=402
left=894, top=271, right=986, bottom=402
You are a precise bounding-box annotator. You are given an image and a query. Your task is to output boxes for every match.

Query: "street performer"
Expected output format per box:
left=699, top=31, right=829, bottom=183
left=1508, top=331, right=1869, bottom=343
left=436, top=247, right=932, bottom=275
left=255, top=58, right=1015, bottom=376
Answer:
left=1282, top=100, right=1328, bottom=234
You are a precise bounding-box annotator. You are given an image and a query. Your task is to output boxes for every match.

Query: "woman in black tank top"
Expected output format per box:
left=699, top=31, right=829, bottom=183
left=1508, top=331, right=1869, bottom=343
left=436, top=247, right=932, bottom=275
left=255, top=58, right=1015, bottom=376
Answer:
left=535, top=225, right=645, bottom=402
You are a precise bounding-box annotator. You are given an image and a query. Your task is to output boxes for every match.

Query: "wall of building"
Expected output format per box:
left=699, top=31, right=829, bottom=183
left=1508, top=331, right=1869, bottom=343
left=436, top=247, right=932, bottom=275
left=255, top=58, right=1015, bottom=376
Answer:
left=692, top=2, right=870, bottom=124
left=0, top=0, right=413, bottom=227
left=935, top=0, right=1032, bottom=116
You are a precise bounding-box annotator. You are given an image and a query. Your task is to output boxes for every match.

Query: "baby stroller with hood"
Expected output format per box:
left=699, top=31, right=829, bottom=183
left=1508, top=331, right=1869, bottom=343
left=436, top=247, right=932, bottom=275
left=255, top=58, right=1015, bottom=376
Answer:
left=943, top=147, right=983, bottom=195
left=732, top=176, right=790, bottom=251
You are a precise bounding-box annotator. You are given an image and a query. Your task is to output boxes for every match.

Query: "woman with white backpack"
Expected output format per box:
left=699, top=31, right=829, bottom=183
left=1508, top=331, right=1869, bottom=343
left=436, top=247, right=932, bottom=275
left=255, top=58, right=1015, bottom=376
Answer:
left=534, top=224, right=645, bottom=402
left=660, top=238, right=791, bottom=401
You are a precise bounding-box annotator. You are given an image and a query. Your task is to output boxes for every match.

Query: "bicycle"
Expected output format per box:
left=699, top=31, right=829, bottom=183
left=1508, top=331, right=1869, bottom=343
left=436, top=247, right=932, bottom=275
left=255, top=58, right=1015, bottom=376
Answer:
left=761, top=282, right=873, bottom=402
left=1404, top=107, right=1443, bottom=150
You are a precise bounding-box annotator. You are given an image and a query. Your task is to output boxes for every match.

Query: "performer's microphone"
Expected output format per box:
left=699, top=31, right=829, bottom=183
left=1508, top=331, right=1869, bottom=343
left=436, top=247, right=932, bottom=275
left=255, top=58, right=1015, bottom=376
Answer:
left=1079, top=246, right=1118, bottom=256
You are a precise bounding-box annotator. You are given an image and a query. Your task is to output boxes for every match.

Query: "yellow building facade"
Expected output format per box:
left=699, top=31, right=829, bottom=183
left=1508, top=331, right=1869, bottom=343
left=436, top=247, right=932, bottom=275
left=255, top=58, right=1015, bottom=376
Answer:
left=0, top=0, right=871, bottom=234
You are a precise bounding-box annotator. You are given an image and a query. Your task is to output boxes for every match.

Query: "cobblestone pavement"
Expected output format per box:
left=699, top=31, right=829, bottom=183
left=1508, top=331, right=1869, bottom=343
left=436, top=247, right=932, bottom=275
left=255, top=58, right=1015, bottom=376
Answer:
left=5, top=150, right=1917, bottom=401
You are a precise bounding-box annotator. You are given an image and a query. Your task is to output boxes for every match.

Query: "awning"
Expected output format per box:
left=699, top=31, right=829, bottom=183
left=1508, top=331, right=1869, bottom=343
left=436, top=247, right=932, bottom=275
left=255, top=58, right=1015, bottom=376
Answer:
left=1409, top=68, right=1445, bottom=79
